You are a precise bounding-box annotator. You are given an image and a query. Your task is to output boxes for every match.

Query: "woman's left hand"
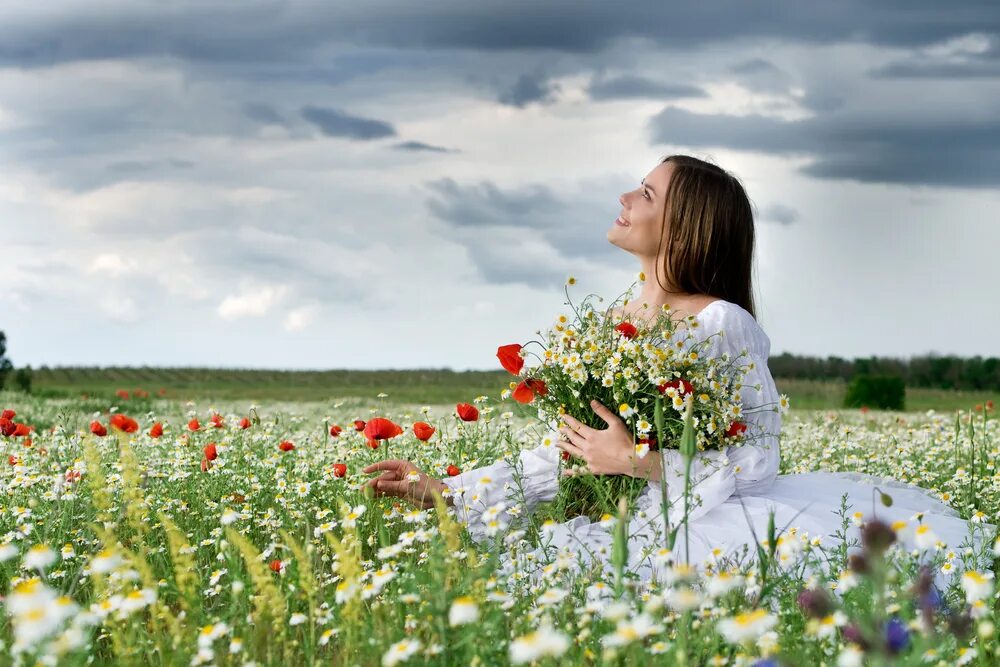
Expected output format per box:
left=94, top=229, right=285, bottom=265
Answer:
left=557, top=400, right=636, bottom=476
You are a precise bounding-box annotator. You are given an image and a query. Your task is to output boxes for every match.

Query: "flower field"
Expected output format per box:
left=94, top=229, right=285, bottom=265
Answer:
left=0, top=391, right=998, bottom=666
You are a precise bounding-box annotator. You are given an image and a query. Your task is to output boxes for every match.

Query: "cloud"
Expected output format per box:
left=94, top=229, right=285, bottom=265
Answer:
left=868, top=31, right=1000, bottom=79
left=393, top=140, right=457, bottom=153
left=284, top=304, right=320, bottom=332
left=587, top=75, right=707, bottom=101
left=760, top=202, right=798, bottom=225
left=217, top=285, right=291, bottom=320
left=497, top=72, right=562, bottom=107
left=88, top=253, right=139, bottom=277
left=647, top=106, right=1000, bottom=188
left=300, top=106, right=396, bottom=140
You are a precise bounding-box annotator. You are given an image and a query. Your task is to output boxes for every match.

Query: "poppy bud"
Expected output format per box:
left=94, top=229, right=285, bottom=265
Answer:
left=456, top=403, right=479, bottom=422
left=446, top=464, right=461, bottom=477
left=278, top=441, right=295, bottom=452
left=332, top=463, right=347, bottom=478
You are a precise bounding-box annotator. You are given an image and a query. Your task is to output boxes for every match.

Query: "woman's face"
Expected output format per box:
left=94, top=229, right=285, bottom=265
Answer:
left=607, top=161, right=674, bottom=258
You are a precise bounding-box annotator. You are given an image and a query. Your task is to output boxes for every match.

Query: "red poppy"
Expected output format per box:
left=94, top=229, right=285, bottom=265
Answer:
left=353, top=419, right=366, bottom=432
left=110, top=414, right=139, bottom=433
left=149, top=422, right=164, bottom=438
left=65, top=469, right=81, bottom=483
left=157, top=388, right=167, bottom=397
left=269, top=559, right=283, bottom=574
left=658, top=379, right=695, bottom=396
left=412, top=422, right=436, bottom=441
left=116, top=389, right=130, bottom=400
left=561, top=450, right=570, bottom=461
left=203, top=443, right=218, bottom=461
left=0, top=418, right=16, bottom=437
left=210, top=413, right=225, bottom=428
left=25, top=438, right=34, bottom=449
left=637, top=435, right=658, bottom=451
left=456, top=403, right=479, bottom=422
left=90, top=421, right=108, bottom=437
left=446, top=464, right=461, bottom=477
left=366, top=438, right=379, bottom=450
left=725, top=421, right=748, bottom=438
left=988, top=400, right=995, bottom=412
left=200, top=457, right=211, bottom=472
left=0, top=409, right=14, bottom=420
left=496, top=343, right=525, bottom=376
left=279, top=441, right=295, bottom=452
left=239, top=417, right=251, bottom=430
left=188, top=418, right=201, bottom=432
left=332, top=463, right=347, bottom=478
left=364, top=417, right=404, bottom=442
left=12, top=423, right=31, bottom=438
left=329, top=424, right=343, bottom=437
left=8, top=455, right=18, bottom=466
left=975, top=404, right=983, bottom=412
left=615, top=321, right=638, bottom=339
left=512, top=378, right=549, bottom=404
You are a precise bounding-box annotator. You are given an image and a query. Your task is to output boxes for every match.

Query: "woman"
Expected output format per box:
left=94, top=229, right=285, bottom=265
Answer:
left=364, top=155, right=995, bottom=586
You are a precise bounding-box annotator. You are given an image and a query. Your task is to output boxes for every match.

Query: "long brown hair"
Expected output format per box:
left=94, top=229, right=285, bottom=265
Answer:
left=653, top=154, right=757, bottom=319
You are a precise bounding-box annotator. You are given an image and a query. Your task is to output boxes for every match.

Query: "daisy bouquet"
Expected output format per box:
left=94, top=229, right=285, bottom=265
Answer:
left=495, top=278, right=756, bottom=522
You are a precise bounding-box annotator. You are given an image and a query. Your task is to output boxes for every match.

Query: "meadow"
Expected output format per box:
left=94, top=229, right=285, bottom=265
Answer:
left=0, top=386, right=997, bottom=666
left=25, top=366, right=1000, bottom=412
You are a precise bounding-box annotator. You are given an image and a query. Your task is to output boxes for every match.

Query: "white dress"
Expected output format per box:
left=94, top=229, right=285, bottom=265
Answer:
left=441, top=300, right=996, bottom=589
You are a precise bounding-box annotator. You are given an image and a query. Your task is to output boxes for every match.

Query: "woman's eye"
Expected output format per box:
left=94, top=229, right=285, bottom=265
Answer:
left=643, top=190, right=650, bottom=200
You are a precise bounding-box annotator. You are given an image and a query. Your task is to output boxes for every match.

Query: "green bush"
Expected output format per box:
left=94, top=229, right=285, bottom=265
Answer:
left=844, top=374, right=905, bottom=411
left=13, top=366, right=32, bottom=394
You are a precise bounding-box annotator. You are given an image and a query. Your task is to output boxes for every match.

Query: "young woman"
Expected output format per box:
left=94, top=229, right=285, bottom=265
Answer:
left=364, top=155, right=994, bottom=586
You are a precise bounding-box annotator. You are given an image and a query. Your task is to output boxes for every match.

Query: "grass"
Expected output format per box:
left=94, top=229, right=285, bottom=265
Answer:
left=23, top=368, right=999, bottom=414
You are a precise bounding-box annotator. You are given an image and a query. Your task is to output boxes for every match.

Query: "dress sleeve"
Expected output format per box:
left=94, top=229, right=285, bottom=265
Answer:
left=439, top=441, right=561, bottom=544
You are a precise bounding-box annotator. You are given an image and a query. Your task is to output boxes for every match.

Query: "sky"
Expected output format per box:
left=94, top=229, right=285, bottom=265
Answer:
left=2, top=1, right=999, bottom=371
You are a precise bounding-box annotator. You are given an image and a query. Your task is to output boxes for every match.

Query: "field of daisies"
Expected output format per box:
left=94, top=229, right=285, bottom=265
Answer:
left=0, top=390, right=998, bottom=666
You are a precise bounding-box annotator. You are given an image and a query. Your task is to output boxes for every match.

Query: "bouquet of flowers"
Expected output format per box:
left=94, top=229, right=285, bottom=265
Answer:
left=495, top=279, right=755, bottom=522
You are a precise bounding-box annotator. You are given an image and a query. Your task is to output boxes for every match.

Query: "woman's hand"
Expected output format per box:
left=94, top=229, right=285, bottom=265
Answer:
left=362, top=459, right=454, bottom=509
left=557, top=400, right=658, bottom=480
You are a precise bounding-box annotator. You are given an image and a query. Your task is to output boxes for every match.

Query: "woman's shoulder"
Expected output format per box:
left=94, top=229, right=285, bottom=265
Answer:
left=698, top=299, right=771, bottom=360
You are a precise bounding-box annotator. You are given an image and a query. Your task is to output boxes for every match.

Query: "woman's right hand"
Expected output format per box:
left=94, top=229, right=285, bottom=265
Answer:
left=362, top=459, right=454, bottom=510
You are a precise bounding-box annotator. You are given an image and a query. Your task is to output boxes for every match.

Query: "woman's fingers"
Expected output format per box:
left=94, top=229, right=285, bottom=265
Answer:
left=589, top=400, right=622, bottom=428
left=559, top=425, right=588, bottom=448
left=362, top=459, right=410, bottom=474
left=560, top=414, right=595, bottom=436
left=555, top=437, right=585, bottom=459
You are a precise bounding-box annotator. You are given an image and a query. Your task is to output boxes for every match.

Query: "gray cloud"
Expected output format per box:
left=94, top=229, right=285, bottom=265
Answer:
left=648, top=106, right=1000, bottom=188
left=243, top=103, right=288, bottom=125
left=423, top=177, right=622, bottom=286
left=300, top=106, right=396, bottom=140
left=393, top=141, right=457, bottom=153
left=3, top=1, right=999, bottom=70
left=760, top=203, right=799, bottom=225
left=497, top=72, right=562, bottom=107
left=587, top=75, right=706, bottom=101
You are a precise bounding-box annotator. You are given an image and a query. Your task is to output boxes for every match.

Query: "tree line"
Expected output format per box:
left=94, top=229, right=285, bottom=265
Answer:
left=769, top=352, right=1000, bottom=391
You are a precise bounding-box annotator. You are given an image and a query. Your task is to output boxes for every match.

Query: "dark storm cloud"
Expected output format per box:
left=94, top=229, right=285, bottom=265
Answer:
left=4, top=1, right=999, bottom=69
left=300, top=106, right=396, bottom=140
left=648, top=106, right=1000, bottom=188
left=586, top=75, right=707, bottom=101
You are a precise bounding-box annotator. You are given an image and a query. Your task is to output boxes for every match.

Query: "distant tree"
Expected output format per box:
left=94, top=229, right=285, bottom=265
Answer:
left=12, top=366, right=32, bottom=394
left=0, top=331, right=13, bottom=390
